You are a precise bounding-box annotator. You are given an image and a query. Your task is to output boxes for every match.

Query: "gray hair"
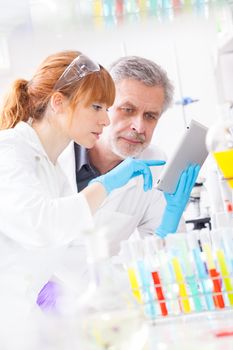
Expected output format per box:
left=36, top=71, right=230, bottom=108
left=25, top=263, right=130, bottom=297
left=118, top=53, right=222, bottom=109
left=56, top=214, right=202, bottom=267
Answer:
left=109, top=56, right=174, bottom=113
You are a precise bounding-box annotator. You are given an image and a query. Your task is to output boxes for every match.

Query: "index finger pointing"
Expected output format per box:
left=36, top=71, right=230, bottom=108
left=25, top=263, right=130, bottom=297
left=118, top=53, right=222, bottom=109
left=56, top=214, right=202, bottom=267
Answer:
left=144, top=160, right=166, bottom=167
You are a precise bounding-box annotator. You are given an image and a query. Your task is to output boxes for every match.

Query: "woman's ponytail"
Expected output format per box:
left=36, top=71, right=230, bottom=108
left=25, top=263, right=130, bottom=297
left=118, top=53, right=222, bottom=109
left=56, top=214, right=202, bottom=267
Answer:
left=0, top=79, right=30, bottom=130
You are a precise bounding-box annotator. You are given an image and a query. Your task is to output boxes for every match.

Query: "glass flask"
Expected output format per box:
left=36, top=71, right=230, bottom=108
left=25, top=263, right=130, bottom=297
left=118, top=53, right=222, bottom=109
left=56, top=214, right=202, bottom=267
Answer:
left=206, top=119, right=233, bottom=189
left=76, top=228, right=148, bottom=350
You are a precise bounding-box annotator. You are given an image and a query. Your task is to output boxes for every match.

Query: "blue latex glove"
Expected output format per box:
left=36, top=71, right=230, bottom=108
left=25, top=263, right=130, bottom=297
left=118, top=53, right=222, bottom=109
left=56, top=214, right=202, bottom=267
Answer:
left=156, top=164, right=200, bottom=238
left=89, top=157, right=165, bottom=194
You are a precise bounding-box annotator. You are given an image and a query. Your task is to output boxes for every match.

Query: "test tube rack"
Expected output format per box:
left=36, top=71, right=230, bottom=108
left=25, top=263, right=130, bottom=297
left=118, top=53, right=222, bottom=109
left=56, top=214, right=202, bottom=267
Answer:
left=122, top=228, right=233, bottom=320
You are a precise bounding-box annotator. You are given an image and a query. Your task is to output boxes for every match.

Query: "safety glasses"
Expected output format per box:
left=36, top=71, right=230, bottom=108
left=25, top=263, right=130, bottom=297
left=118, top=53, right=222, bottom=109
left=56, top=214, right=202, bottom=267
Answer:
left=54, top=54, right=100, bottom=91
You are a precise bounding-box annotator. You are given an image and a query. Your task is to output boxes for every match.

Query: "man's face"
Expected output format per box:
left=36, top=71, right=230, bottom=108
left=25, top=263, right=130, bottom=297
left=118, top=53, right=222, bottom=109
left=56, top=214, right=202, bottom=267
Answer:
left=101, top=79, right=165, bottom=158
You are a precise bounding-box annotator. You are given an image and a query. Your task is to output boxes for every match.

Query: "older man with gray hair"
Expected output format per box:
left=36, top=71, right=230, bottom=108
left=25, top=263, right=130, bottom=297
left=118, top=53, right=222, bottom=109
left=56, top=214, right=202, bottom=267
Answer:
left=59, top=56, right=199, bottom=254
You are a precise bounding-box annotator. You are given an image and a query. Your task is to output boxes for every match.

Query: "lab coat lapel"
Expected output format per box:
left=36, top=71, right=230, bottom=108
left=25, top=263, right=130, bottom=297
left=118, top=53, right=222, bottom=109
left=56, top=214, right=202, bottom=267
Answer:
left=58, top=141, right=77, bottom=193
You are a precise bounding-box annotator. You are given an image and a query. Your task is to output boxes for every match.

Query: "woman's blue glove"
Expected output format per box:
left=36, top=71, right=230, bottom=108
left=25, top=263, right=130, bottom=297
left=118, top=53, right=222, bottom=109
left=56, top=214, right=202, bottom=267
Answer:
left=155, top=164, right=200, bottom=238
left=37, top=280, right=61, bottom=312
left=89, top=157, right=165, bottom=194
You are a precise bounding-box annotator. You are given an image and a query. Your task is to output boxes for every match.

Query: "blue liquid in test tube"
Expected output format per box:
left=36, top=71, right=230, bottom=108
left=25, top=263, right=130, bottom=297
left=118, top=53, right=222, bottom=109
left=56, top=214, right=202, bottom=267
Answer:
left=137, top=260, right=156, bottom=319
left=193, top=248, right=214, bottom=311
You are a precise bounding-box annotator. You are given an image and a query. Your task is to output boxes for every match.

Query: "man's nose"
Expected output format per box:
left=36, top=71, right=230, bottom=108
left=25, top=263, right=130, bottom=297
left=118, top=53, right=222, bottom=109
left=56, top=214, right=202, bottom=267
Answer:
left=130, top=115, right=145, bottom=133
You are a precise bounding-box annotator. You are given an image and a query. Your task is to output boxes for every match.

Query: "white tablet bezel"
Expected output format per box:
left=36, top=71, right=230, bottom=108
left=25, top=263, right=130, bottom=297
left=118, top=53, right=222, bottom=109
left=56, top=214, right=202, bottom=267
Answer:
left=155, top=119, right=208, bottom=193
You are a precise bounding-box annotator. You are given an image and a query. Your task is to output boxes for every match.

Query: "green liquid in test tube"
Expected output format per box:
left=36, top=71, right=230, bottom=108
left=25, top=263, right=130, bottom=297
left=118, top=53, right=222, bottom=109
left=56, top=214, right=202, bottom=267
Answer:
left=187, top=232, right=214, bottom=311
left=216, top=249, right=233, bottom=306
left=212, top=228, right=233, bottom=307
left=167, top=234, right=202, bottom=312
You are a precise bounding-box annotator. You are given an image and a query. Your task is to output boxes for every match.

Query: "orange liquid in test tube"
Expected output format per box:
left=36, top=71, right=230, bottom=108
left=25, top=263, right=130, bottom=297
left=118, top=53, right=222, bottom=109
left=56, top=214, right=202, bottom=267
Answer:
left=151, top=271, right=168, bottom=316
left=203, top=244, right=225, bottom=309
left=209, top=269, right=225, bottom=309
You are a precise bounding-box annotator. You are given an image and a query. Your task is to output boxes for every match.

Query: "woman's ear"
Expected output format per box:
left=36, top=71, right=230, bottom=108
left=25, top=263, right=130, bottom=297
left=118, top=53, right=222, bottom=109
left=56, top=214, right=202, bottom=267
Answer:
left=50, top=92, right=67, bottom=113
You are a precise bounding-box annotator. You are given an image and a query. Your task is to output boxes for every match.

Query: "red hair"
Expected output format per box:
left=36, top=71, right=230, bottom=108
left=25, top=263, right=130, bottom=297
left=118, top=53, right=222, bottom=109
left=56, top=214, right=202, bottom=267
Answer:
left=0, top=50, right=115, bottom=130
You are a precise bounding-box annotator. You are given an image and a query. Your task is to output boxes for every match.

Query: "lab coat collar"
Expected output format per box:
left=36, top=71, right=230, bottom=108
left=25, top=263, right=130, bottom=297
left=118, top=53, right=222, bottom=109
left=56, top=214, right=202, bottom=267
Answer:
left=14, top=121, right=51, bottom=160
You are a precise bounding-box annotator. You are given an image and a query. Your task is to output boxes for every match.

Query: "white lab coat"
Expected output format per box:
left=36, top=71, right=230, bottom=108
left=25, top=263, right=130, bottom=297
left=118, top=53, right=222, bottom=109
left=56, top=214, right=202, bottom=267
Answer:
left=0, top=121, right=94, bottom=301
left=53, top=142, right=169, bottom=297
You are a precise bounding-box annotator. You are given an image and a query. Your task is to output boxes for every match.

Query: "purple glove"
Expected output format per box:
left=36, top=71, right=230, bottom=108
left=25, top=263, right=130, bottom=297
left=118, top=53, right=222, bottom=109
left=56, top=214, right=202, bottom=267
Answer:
left=37, top=280, right=61, bottom=312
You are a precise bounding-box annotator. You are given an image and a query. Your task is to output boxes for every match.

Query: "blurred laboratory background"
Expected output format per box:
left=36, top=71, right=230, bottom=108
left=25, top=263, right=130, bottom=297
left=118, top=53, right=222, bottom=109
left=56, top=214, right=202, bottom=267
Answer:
left=2, top=2, right=233, bottom=350
left=1, top=0, right=233, bottom=155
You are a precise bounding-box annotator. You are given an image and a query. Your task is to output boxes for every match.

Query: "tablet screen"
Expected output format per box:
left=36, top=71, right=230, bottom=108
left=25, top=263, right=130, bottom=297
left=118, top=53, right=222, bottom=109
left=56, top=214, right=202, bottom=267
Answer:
left=155, top=119, right=208, bottom=193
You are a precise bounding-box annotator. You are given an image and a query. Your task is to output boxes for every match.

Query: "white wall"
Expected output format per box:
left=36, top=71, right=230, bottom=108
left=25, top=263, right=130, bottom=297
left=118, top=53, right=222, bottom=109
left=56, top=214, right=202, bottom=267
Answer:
left=0, top=2, right=231, bottom=158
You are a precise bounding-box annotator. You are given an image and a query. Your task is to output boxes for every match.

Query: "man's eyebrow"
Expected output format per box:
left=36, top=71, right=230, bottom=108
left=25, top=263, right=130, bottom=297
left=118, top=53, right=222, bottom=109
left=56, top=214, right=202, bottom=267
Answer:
left=118, top=101, right=137, bottom=108
left=145, top=110, right=160, bottom=115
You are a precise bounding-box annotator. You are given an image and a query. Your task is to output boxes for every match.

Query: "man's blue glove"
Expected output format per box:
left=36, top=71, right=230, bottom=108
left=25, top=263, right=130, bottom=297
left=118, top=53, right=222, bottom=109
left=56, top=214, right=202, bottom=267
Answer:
left=89, top=157, right=165, bottom=194
left=155, top=164, right=200, bottom=238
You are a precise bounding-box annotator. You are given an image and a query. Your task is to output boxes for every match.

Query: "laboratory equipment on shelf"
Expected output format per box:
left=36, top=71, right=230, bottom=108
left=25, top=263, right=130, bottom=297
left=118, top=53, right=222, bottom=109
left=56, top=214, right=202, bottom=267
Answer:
left=76, top=229, right=147, bottom=350
left=206, top=119, right=233, bottom=190
left=206, top=118, right=233, bottom=230
left=185, top=177, right=212, bottom=231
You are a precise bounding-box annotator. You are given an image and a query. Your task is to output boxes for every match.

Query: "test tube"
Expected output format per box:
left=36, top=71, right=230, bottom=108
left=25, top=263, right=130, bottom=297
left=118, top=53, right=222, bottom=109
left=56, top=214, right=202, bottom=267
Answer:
left=220, top=227, right=233, bottom=273
left=154, top=237, right=180, bottom=315
left=211, top=229, right=233, bottom=306
left=165, top=234, right=191, bottom=314
left=120, top=240, right=142, bottom=303
left=129, top=239, right=157, bottom=319
left=187, top=231, right=214, bottom=311
left=144, top=236, right=168, bottom=316
left=177, top=234, right=203, bottom=312
left=199, top=230, right=225, bottom=309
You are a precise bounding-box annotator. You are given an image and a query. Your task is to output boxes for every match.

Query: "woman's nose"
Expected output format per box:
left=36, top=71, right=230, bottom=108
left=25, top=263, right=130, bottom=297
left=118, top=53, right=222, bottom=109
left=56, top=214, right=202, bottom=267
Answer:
left=100, top=110, right=110, bottom=127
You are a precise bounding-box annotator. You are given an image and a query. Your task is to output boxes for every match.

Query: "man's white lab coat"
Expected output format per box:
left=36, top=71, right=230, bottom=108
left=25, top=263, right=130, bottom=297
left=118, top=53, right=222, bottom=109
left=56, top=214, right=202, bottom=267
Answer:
left=54, top=142, right=169, bottom=295
left=59, top=142, right=168, bottom=256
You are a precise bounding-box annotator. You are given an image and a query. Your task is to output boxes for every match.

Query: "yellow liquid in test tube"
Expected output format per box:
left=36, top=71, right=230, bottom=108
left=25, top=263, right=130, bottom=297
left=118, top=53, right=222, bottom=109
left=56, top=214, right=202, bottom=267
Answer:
left=203, top=244, right=215, bottom=269
left=216, top=249, right=233, bottom=306
left=172, top=258, right=191, bottom=313
left=127, top=267, right=142, bottom=303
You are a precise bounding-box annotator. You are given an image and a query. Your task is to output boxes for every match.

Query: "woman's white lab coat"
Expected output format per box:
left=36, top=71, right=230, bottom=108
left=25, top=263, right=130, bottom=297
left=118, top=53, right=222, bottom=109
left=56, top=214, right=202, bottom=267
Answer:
left=0, top=121, right=93, bottom=301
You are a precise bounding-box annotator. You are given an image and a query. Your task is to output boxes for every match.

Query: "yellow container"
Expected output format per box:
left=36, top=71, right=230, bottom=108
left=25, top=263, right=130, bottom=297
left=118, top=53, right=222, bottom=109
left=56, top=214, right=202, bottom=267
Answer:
left=213, top=149, right=233, bottom=189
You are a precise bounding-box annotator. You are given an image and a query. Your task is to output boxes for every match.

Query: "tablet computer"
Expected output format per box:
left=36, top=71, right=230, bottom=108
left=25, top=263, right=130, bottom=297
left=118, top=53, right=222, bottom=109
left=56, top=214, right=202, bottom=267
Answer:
left=155, top=119, right=208, bottom=193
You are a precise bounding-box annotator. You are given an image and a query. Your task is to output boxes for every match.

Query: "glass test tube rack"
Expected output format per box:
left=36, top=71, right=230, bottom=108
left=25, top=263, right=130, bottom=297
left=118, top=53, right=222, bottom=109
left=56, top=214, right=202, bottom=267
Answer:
left=121, top=228, right=233, bottom=320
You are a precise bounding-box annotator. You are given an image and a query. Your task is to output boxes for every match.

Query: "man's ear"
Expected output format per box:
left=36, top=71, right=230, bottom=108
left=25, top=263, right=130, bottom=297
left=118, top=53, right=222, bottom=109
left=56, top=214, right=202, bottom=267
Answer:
left=50, top=92, right=67, bottom=113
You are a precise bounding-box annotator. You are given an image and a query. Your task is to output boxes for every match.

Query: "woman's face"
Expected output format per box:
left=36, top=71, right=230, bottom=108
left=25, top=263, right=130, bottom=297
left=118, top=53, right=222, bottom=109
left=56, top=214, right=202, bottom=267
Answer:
left=68, top=100, right=110, bottom=149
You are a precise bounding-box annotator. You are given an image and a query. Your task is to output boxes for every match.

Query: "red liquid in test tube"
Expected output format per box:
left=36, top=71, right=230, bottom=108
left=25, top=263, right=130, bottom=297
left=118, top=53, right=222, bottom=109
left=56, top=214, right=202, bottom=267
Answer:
left=151, top=271, right=168, bottom=316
